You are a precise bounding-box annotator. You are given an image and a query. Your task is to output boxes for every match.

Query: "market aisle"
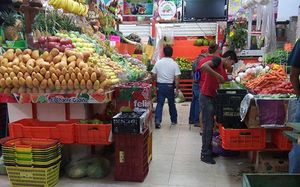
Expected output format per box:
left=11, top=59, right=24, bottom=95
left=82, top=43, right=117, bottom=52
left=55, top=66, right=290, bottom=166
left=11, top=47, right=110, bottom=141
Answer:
left=0, top=102, right=251, bottom=187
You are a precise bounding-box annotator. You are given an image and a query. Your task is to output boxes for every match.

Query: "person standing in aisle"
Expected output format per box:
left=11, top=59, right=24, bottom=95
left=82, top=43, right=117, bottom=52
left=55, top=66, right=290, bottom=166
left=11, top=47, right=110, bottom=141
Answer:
left=288, top=39, right=300, bottom=173
left=199, top=50, right=238, bottom=164
left=151, top=45, right=181, bottom=129
left=188, top=44, right=220, bottom=127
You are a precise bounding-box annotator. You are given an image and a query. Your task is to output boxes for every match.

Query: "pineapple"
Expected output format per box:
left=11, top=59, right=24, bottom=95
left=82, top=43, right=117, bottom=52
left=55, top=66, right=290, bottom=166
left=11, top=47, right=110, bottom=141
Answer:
left=0, top=11, right=20, bottom=41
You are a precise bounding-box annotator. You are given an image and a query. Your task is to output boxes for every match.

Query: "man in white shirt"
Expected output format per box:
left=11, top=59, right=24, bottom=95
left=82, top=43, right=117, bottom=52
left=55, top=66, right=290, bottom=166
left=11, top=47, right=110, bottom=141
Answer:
left=151, top=45, right=181, bottom=129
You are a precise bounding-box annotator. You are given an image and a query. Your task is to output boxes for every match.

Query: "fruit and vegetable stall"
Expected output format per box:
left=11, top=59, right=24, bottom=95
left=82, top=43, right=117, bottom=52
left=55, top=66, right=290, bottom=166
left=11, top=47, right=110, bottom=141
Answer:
left=0, top=1, right=153, bottom=185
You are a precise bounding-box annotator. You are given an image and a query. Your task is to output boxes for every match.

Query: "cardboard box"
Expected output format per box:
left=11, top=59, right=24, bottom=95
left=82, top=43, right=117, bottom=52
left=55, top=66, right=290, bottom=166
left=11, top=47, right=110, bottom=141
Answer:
left=244, top=102, right=260, bottom=128
left=256, top=152, right=289, bottom=173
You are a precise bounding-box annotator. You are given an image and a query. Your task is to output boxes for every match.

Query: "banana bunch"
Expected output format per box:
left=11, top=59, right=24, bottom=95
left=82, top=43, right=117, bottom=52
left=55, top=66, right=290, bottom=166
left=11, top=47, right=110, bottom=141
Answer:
left=49, top=0, right=89, bottom=16
left=74, top=0, right=85, bottom=3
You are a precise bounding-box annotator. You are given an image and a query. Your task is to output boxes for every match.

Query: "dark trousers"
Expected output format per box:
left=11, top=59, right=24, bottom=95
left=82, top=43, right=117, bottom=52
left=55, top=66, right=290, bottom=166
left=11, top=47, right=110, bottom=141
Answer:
left=155, top=83, right=177, bottom=125
left=200, top=94, right=215, bottom=157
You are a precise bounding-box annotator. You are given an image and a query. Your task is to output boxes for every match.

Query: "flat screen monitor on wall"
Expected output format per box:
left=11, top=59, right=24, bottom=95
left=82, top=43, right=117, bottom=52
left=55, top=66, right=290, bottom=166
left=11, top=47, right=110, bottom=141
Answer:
left=182, top=0, right=228, bottom=22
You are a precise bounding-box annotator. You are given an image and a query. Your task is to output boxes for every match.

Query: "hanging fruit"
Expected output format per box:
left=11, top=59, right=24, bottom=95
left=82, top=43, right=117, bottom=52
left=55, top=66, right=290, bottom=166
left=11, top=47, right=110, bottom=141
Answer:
left=48, top=0, right=89, bottom=16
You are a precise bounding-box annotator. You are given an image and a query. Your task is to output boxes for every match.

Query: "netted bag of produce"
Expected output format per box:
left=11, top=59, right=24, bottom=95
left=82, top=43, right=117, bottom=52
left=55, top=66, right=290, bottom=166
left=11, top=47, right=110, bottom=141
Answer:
left=87, top=157, right=111, bottom=179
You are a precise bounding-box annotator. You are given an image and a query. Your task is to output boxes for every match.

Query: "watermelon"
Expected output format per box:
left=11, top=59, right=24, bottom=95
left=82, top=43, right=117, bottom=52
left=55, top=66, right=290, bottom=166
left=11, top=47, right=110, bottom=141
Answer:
left=203, top=40, right=209, bottom=46
left=194, top=39, right=203, bottom=46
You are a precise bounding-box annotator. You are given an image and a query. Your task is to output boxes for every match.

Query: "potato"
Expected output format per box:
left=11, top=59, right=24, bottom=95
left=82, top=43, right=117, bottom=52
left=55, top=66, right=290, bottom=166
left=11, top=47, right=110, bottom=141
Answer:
left=17, top=72, right=23, bottom=79
left=61, top=80, right=67, bottom=90
left=55, top=80, right=61, bottom=90
left=26, top=59, right=35, bottom=67
left=65, top=50, right=76, bottom=57
left=15, top=48, right=22, bottom=56
left=77, top=73, right=83, bottom=81
left=91, top=72, right=97, bottom=82
left=81, top=89, right=88, bottom=94
left=68, top=67, right=75, bottom=75
left=25, top=76, right=33, bottom=88
left=11, top=87, right=19, bottom=93
left=49, top=67, right=56, bottom=74
left=9, top=72, right=16, bottom=79
left=87, top=67, right=94, bottom=75
left=55, top=69, right=61, bottom=77
left=31, top=50, right=39, bottom=60
left=58, top=61, right=67, bottom=69
left=13, top=65, right=21, bottom=74
left=32, top=87, right=38, bottom=93
left=6, top=67, right=13, bottom=74
left=1, top=58, right=8, bottom=66
left=18, top=77, right=26, bottom=87
left=65, top=73, right=70, bottom=81
left=61, top=55, right=67, bottom=62
left=50, top=48, right=59, bottom=57
left=26, top=88, right=32, bottom=93
left=75, top=53, right=84, bottom=60
left=31, top=72, right=37, bottom=79
left=62, top=67, right=68, bottom=75
left=70, top=72, right=76, bottom=81
left=86, top=80, right=93, bottom=90
left=3, top=73, right=9, bottom=79
left=84, top=72, right=90, bottom=81
left=68, top=61, right=76, bottom=69
left=22, top=54, right=31, bottom=63
left=74, top=67, right=80, bottom=74
left=48, top=79, right=54, bottom=90
left=45, top=71, right=51, bottom=79
left=34, top=66, right=41, bottom=73
left=5, top=77, right=12, bottom=87
left=93, top=80, right=100, bottom=90
left=0, top=67, right=7, bottom=74
left=12, top=57, right=20, bottom=65
left=53, top=54, right=63, bottom=64
left=33, top=78, right=39, bottom=87
left=40, top=79, right=47, bottom=89
left=4, top=51, right=14, bottom=62
left=51, top=73, right=58, bottom=82
left=80, top=79, right=86, bottom=89
left=67, top=79, right=74, bottom=90
left=59, top=75, right=64, bottom=82
left=18, top=87, right=26, bottom=93
left=35, top=58, right=44, bottom=66
left=38, top=88, right=45, bottom=94
left=3, top=88, right=10, bottom=93
left=24, top=72, right=30, bottom=78
left=41, top=51, right=49, bottom=61
left=78, top=60, right=85, bottom=69
left=74, top=79, right=80, bottom=89
left=26, top=66, right=34, bottom=74
left=23, top=49, right=32, bottom=55
left=0, top=78, right=6, bottom=88
left=40, top=68, right=47, bottom=76
left=20, top=65, right=27, bottom=74
left=45, top=55, right=53, bottom=62
left=41, top=61, right=50, bottom=70
left=67, top=55, right=76, bottom=63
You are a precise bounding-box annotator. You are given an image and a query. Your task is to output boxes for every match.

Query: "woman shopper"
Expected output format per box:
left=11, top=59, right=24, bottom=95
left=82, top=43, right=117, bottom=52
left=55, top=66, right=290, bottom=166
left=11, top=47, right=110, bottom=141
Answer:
left=199, top=50, right=238, bottom=164
left=151, top=45, right=181, bottom=129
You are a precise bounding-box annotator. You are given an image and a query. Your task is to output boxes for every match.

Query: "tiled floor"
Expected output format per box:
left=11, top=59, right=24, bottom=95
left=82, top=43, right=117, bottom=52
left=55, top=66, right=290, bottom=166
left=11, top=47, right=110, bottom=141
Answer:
left=0, top=102, right=252, bottom=187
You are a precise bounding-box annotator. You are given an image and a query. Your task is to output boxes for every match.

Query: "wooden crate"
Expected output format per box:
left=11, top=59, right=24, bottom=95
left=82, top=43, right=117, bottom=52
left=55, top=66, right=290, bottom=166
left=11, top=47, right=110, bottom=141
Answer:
left=179, top=79, right=193, bottom=101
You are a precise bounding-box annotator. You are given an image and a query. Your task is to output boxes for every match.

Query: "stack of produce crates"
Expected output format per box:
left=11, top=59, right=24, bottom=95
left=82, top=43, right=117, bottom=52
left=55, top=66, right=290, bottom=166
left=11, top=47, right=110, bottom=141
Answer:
left=1, top=138, right=61, bottom=187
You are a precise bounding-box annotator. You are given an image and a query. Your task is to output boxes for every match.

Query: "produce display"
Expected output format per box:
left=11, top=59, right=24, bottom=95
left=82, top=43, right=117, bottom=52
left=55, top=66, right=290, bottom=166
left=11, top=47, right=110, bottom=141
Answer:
left=264, top=50, right=290, bottom=65
left=236, top=64, right=294, bottom=95
left=175, top=57, right=192, bottom=70
left=37, top=36, right=75, bottom=52
left=0, top=48, right=118, bottom=94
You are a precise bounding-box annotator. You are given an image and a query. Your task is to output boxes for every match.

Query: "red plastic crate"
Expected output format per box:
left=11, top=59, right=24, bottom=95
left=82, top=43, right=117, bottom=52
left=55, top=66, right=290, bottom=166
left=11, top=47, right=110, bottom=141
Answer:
left=75, top=124, right=112, bottom=145
left=219, top=126, right=266, bottom=150
left=9, top=119, right=76, bottom=144
left=114, top=129, right=149, bottom=182
left=271, top=129, right=292, bottom=150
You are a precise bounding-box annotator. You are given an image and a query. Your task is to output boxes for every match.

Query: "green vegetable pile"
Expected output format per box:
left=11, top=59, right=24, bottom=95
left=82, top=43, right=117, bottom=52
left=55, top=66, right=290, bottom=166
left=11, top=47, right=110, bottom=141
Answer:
left=194, top=38, right=215, bottom=46
left=264, top=50, right=290, bottom=65
left=175, top=57, right=192, bottom=70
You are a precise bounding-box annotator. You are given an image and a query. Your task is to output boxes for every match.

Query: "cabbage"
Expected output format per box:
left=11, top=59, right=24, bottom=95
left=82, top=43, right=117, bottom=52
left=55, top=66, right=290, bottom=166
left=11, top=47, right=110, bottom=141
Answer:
left=87, top=157, right=110, bottom=179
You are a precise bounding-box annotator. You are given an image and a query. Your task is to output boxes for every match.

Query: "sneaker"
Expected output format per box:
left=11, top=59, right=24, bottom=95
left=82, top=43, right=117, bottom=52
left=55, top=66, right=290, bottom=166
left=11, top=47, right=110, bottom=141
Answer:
left=155, top=124, right=161, bottom=129
left=189, top=121, right=194, bottom=125
left=194, top=122, right=200, bottom=127
left=211, top=153, right=219, bottom=158
left=201, top=156, right=216, bottom=164
left=171, top=122, right=177, bottom=126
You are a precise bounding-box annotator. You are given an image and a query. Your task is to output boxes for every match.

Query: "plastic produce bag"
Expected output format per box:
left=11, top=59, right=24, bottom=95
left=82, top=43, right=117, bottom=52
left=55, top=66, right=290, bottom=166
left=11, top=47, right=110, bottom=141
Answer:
left=0, top=156, right=6, bottom=175
left=65, top=159, right=89, bottom=179
left=175, top=90, right=185, bottom=103
left=257, top=100, right=286, bottom=127
left=240, top=94, right=254, bottom=121
left=87, top=157, right=110, bottom=179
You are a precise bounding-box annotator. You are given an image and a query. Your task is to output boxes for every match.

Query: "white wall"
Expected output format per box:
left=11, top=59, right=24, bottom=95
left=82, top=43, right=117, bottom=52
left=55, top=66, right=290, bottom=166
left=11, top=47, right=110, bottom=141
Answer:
left=277, top=0, right=300, bottom=21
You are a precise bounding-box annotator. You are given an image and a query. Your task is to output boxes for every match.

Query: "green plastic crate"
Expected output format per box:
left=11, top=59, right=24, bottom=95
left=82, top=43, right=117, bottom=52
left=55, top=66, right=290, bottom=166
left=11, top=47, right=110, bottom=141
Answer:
left=243, top=173, right=300, bottom=187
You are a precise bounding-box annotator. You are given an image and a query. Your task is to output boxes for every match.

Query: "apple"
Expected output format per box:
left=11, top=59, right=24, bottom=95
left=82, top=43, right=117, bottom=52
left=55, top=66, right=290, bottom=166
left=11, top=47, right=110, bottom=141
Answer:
left=47, top=42, right=57, bottom=50
left=60, top=38, right=72, bottom=45
left=38, top=36, right=47, bottom=44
